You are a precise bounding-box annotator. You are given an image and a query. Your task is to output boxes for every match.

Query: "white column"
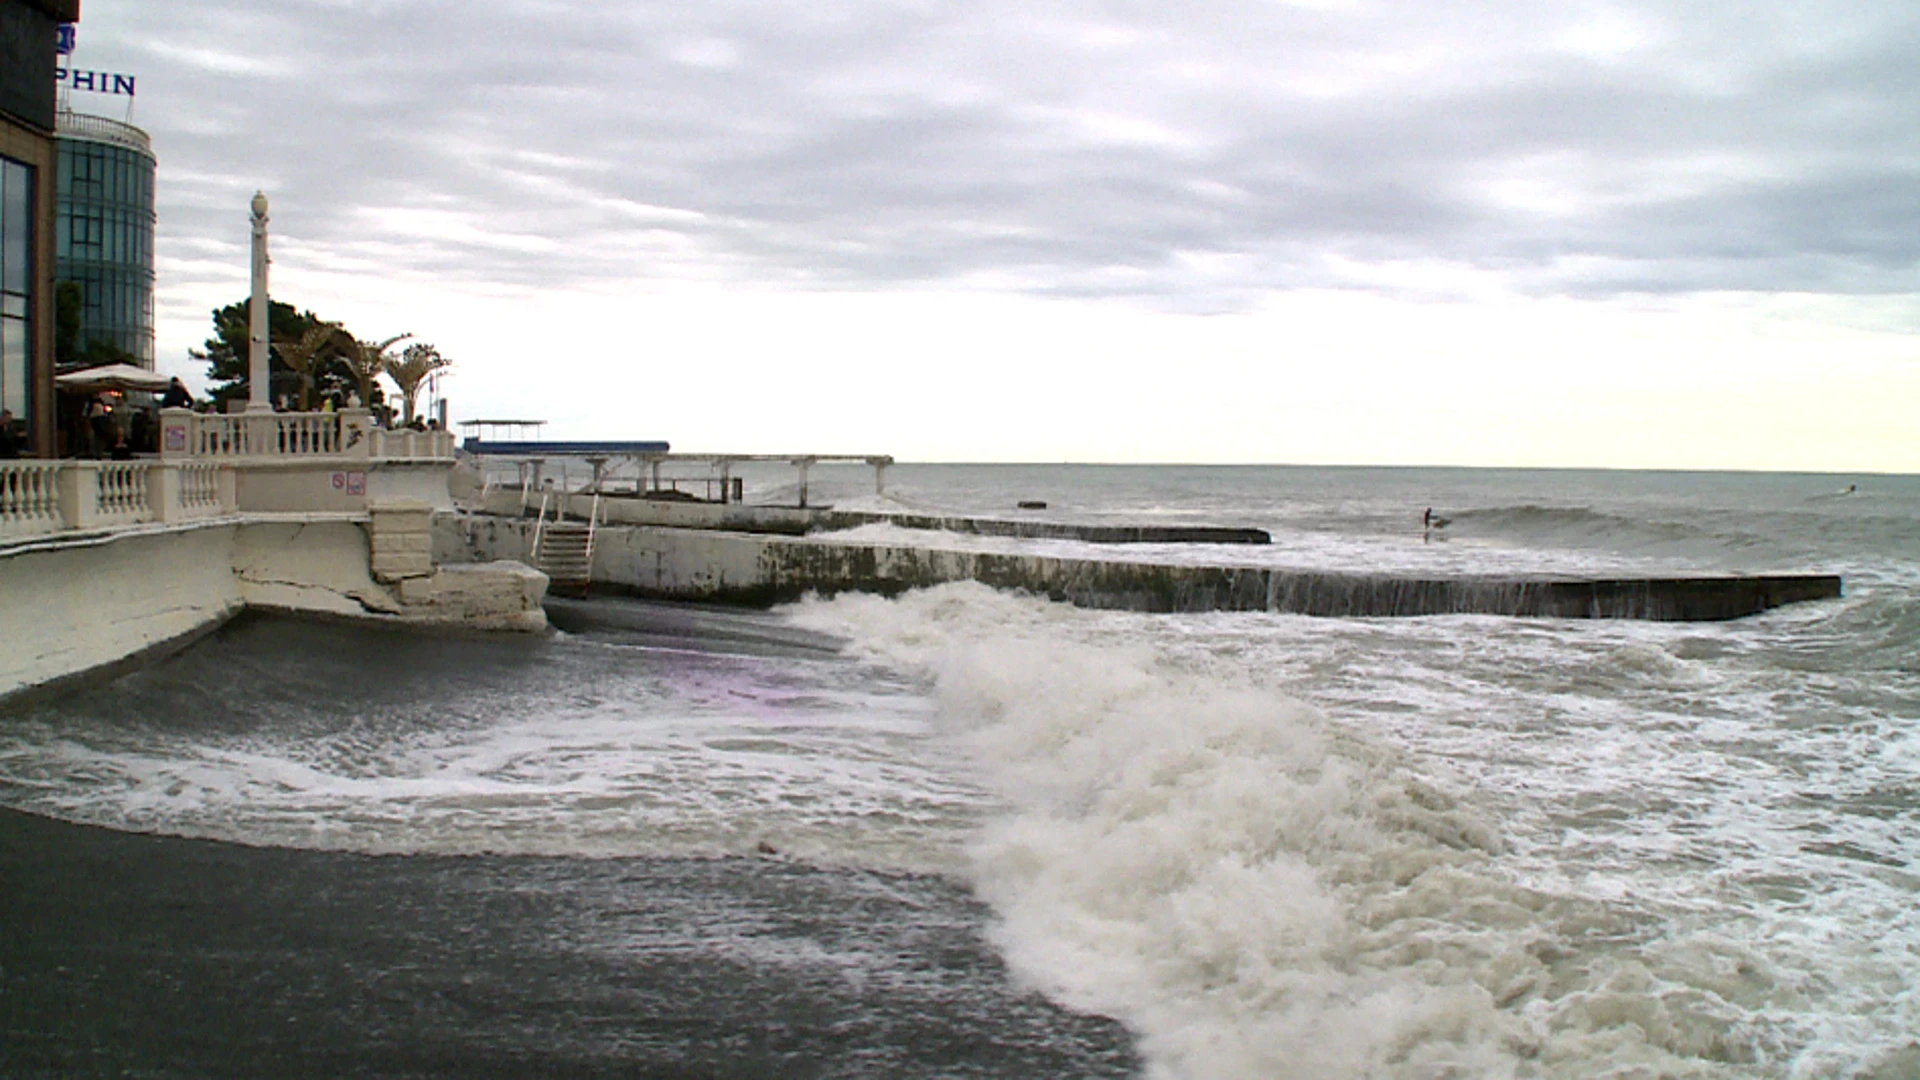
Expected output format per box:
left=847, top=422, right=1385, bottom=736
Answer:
left=247, top=191, right=273, bottom=413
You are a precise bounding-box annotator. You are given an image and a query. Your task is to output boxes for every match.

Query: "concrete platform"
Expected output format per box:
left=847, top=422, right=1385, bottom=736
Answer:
left=441, top=514, right=1843, bottom=622
left=817, top=511, right=1272, bottom=545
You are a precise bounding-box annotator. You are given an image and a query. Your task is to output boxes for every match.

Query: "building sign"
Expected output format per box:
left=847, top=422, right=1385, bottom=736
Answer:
left=57, top=23, right=76, bottom=55
left=56, top=68, right=136, bottom=97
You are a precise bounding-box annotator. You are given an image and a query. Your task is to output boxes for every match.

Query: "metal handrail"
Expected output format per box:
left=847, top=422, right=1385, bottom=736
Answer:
left=530, top=491, right=551, bottom=562
left=584, top=493, right=603, bottom=577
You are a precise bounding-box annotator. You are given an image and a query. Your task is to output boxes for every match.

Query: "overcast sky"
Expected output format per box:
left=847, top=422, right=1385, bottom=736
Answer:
left=64, top=0, right=1920, bottom=469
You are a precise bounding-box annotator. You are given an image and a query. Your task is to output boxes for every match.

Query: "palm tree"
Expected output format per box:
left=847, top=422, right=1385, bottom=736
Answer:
left=335, top=332, right=411, bottom=409
left=272, top=321, right=345, bottom=411
left=384, top=342, right=450, bottom=424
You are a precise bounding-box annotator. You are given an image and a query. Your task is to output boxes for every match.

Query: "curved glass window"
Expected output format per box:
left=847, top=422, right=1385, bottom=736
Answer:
left=54, top=130, right=156, bottom=364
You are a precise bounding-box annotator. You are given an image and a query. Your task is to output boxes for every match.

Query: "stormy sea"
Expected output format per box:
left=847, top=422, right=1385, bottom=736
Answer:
left=3, top=465, right=1916, bottom=1079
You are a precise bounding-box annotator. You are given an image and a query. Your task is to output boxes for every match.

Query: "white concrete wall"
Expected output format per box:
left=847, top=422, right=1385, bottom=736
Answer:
left=0, top=524, right=245, bottom=699
left=232, top=461, right=452, bottom=515
left=234, top=465, right=371, bottom=514
left=231, top=519, right=402, bottom=618
left=439, top=513, right=923, bottom=601
left=369, top=463, right=457, bottom=511
left=3, top=513, right=547, bottom=702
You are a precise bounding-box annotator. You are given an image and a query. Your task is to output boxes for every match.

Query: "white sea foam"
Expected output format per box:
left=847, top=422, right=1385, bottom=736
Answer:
left=0, top=643, right=986, bottom=870
left=791, top=582, right=1920, bottom=1079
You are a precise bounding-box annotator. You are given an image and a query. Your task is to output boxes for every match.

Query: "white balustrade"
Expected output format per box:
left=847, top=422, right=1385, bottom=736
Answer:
left=370, top=427, right=456, bottom=461
left=93, top=462, right=152, bottom=524
left=160, top=408, right=451, bottom=465
left=169, top=410, right=352, bottom=460
left=176, top=463, right=224, bottom=516
left=0, top=461, right=242, bottom=543
left=3, top=405, right=451, bottom=544
left=0, top=462, right=65, bottom=539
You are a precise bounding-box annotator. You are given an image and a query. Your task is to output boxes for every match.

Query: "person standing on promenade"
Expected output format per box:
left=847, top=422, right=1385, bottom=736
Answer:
left=161, top=377, right=192, bottom=410
left=0, top=409, right=19, bottom=458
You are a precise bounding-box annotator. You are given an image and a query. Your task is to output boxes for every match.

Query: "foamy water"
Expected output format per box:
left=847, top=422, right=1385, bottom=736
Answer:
left=789, top=579, right=1920, bottom=1079
left=3, top=465, right=1916, bottom=1078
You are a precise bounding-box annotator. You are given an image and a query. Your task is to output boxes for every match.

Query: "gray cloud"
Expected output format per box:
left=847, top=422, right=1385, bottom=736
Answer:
left=81, top=0, right=1920, bottom=313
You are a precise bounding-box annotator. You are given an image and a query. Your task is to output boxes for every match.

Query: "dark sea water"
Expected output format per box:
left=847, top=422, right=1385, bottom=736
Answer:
left=4, top=465, right=1918, bottom=1078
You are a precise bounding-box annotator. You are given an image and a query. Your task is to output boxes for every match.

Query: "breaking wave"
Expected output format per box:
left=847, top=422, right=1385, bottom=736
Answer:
left=792, top=582, right=1920, bottom=1080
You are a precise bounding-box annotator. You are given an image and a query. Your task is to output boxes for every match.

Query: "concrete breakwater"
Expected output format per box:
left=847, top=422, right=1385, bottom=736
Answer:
left=818, top=510, right=1271, bottom=545
left=444, top=514, right=1841, bottom=621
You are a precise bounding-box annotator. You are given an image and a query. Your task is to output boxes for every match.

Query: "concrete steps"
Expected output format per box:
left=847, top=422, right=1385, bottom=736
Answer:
left=537, top=522, right=593, bottom=595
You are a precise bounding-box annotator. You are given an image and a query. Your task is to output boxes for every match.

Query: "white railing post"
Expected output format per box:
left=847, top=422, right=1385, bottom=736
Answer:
left=56, top=462, right=101, bottom=530
left=158, top=407, right=194, bottom=461
left=341, top=408, right=372, bottom=459
left=150, top=464, right=183, bottom=523
left=216, top=466, right=238, bottom=514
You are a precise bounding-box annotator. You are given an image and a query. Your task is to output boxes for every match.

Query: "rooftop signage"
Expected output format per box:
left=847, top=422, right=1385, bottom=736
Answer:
left=56, top=67, right=134, bottom=97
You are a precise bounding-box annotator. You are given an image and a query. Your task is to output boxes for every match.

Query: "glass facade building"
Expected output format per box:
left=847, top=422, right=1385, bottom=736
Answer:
left=0, top=153, right=32, bottom=419
left=55, top=110, right=154, bottom=365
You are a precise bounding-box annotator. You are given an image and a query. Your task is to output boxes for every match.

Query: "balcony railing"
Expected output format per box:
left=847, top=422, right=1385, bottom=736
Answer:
left=55, top=109, right=154, bottom=155
left=0, top=460, right=238, bottom=542
left=159, top=408, right=456, bottom=464
left=2, top=409, right=457, bottom=545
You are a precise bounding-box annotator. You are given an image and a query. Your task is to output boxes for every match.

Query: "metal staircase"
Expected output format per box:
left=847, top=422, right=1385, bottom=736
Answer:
left=529, top=492, right=601, bottom=596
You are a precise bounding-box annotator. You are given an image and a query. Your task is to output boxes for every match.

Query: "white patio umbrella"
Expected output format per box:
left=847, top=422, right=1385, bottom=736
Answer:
left=54, top=364, right=174, bottom=394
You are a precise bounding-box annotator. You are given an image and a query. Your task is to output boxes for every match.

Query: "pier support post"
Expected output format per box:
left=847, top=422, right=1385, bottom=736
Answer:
left=793, top=457, right=813, bottom=509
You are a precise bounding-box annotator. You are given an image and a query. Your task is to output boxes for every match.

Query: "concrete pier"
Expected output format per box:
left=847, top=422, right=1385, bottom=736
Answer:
left=442, top=515, right=1842, bottom=621
left=819, top=510, right=1272, bottom=545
